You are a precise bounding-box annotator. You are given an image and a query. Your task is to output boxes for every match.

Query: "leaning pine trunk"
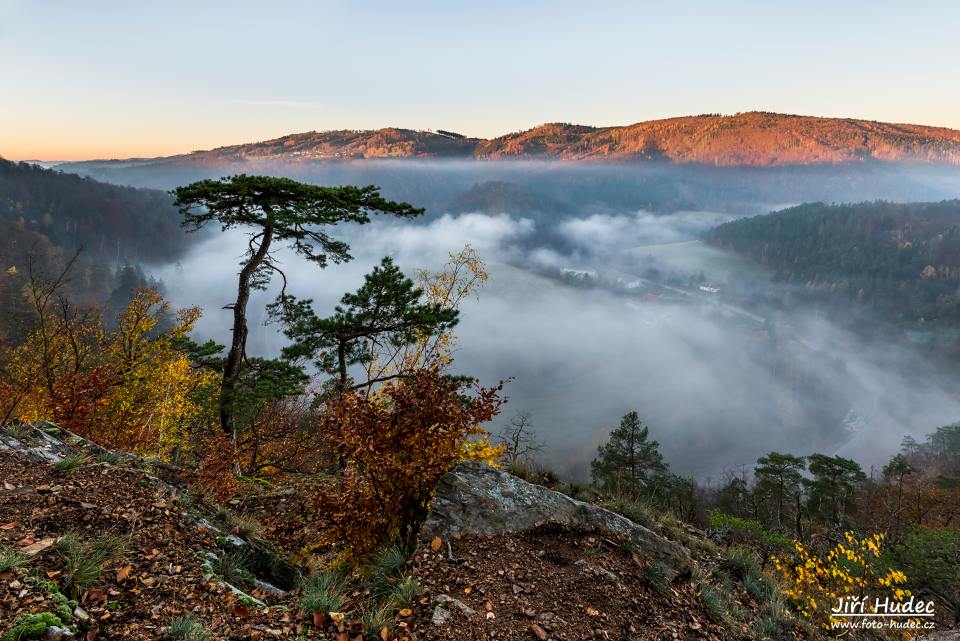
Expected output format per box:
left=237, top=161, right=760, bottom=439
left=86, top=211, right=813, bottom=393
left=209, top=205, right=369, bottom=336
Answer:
left=220, top=221, right=274, bottom=438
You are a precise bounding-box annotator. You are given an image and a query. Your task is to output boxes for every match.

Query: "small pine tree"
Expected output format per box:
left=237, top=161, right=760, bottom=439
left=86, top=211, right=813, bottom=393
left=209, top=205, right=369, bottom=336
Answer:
left=754, top=452, right=806, bottom=532
left=804, top=453, right=866, bottom=527
left=590, top=411, right=667, bottom=497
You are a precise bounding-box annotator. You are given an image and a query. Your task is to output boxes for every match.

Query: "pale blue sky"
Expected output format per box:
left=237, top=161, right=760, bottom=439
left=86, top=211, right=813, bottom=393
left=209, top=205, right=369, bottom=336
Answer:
left=2, top=0, right=958, bottom=160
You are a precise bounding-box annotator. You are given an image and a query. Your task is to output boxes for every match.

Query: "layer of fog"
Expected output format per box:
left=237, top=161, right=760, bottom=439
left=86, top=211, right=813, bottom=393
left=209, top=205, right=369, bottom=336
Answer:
left=64, top=159, right=960, bottom=219
left=155, top=209, right=960, bottom=481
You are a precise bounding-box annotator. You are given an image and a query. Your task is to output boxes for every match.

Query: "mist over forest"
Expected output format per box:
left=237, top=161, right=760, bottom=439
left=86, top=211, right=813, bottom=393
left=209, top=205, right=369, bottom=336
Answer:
left=128, top=160, right=960, bottom=481
left=8, top=1, right=960, bottom=633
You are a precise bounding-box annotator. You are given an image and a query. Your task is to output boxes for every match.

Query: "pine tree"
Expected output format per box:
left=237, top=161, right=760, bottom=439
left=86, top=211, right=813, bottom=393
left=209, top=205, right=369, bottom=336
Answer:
left=172, top=175, right=422, bottom=436
left=805, top=453, right=866, bottom=527
left=590, top=411, right=667, bottom=497
left=271, top=256, right=458, bottom=393
left=754, top=451, right=806, bottom=532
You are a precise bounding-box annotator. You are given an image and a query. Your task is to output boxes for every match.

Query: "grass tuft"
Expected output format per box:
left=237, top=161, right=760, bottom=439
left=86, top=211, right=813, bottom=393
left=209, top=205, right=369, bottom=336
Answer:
left=211, top=549, right=252, bottom=587
left=720, top=544, right=760, bottom=580
left=228, top=515, right=263, bottom=540
left=699, top=582, right=727, bottom=621
left=642, top=562, right=669, bottom=595
left=299, top=570, right=348, bottom=615
left=367, top=540, right=412, bottom=596
left=97, top=451, right=121, bottom=465
left=52, top=453, right=89, bottom=475
left=165, top=614, right=210, bottom=641
left=0, top=543, right=28, bottom=572
left=604, top=492, right=657, bottom=530
left=388, top=575, right=422, bottom=609
left=360, top=604, right=393, bottom=636
left=56, top=531, right=126, bottom=598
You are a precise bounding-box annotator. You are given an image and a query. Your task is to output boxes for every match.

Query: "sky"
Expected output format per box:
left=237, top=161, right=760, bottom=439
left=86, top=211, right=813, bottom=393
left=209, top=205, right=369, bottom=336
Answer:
left=2, top=0, right=959, bottom=161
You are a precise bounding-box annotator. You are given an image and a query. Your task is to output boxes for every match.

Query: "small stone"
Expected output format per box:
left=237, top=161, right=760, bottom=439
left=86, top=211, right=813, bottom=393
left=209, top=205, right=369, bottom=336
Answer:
left=431, top=605, right=452, bottom=626
left=41, top=626, right=74, bottom=640
left=21, top=537, right=56, bottom=556
left=73, top=606, right=89, bottom=621
left=512, top=584, right=523, bottom=594
left=530, top=623, right=548, bottom=640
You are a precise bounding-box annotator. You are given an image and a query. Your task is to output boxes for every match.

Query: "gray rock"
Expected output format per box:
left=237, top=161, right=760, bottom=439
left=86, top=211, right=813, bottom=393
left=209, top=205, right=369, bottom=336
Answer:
left=431, top=605, right=452, bottom=626
left=434, top=593, right=477, bottom=615
left=41, top=627, right=74, bottom=640
left=422, top=461, right=691, bottom=580
left=253, top=577, right=286, bottom=596
left=224, top=581, right=267, bottom=607
left=431, top=593, right=477, bottom=626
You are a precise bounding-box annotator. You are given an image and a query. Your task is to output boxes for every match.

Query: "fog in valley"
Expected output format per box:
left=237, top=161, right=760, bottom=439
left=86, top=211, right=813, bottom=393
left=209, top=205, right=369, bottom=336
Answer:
left=143, top=162, right=960, bottom=482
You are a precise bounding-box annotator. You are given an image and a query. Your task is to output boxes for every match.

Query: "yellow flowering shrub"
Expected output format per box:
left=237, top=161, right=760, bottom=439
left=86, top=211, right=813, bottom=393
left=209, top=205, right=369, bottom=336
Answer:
left=773, top=532, right=911, bottom=628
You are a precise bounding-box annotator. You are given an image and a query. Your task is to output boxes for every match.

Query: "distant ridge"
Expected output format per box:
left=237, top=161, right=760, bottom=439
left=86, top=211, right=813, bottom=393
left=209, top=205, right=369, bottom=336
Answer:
left=57, top=112, right=960, bottom=169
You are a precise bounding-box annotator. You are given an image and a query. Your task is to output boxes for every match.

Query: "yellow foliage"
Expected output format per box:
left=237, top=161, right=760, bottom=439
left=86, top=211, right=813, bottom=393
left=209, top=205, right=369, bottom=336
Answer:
left=773, top=532, right=913, bottom=630
left=364, top=245, right=488, bottom=386
left=2, top=289, right=218, bottom=458
left=461, top=436, right=506, bottom=467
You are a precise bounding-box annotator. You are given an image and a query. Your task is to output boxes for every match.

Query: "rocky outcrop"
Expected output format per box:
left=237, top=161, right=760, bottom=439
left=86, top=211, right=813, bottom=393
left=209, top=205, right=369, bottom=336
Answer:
left=421, top=462, right=692, bottom=581
left=1, top=420, right=300, bottom=592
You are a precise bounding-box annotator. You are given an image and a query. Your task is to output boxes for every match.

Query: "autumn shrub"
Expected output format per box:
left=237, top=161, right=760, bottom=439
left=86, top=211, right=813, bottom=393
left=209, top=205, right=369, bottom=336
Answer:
left=890, top=526, right=960, bottom=623
left=233, top=395, right=328, bottom=477
left=772, top=532, right=912, bottom=629
left=317, top=367, right=504, bottom=555
left=2, top=287, right=218, bottom=456
left=193, top=433, right=243, bottom=501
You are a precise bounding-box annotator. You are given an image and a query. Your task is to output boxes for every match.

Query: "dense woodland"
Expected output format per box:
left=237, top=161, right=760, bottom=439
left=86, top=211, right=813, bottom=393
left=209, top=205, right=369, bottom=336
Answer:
left=708, top=200, right=960, bottom=325
left=0, top=159, right=186, bottom=263
left=0, top=159, right=185, bottom=344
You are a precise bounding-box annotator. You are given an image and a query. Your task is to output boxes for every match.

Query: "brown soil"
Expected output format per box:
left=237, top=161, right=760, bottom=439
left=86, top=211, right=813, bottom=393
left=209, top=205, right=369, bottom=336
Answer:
left=405, top=523, right=738, bottom=641
left=0, top=453, right=302, bottom=640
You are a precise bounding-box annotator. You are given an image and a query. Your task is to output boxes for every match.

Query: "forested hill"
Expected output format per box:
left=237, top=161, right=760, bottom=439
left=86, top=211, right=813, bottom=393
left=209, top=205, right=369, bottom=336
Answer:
left=706, top=200, right=960, bottom=322
left=57, top=112, right=960, bottom=171
left=0, top=158, right=185, bottom=264
left=0, top=159, right=188, bottom=342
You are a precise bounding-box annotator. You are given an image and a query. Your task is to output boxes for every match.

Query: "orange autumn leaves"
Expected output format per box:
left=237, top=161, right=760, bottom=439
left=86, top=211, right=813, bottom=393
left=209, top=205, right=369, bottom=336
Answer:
left=318, top=367, right=505, bottom=555
left=1, top=289, right=217, bottom=457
